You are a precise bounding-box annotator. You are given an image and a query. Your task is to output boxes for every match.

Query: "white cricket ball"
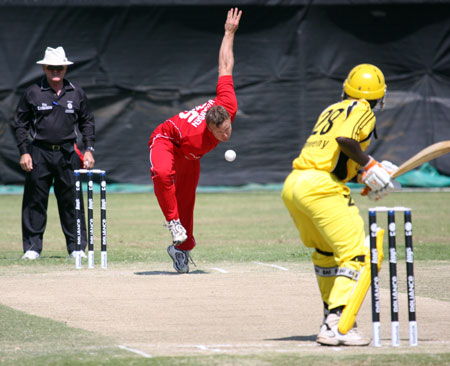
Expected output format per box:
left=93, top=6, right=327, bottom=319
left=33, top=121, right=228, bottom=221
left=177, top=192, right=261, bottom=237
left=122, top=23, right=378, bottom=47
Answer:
left=224, top=149, right=236, bottom=162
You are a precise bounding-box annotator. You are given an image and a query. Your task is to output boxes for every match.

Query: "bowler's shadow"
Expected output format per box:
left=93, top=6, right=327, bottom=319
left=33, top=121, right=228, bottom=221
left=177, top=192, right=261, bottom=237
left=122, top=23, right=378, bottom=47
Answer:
left=134, top=269, right=208, bottom=276
left=266, top=335, right=317, bottom=342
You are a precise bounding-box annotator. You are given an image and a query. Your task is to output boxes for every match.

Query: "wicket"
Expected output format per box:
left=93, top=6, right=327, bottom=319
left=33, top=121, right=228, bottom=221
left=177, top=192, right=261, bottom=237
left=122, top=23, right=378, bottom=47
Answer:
left=369, top=206, right=417, bottom=347
left=74, top=169, right=107, bottom=269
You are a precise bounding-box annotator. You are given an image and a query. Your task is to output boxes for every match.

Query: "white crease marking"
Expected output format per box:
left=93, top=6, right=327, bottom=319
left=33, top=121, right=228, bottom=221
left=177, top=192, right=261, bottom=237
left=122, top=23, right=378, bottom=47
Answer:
left=118, top=345, right=152, bottom=358
left=211, top=267, right=228, bottom=273
left=253, top=262, right=288, bottom=271
left=194, top=345, right=222, bottom=352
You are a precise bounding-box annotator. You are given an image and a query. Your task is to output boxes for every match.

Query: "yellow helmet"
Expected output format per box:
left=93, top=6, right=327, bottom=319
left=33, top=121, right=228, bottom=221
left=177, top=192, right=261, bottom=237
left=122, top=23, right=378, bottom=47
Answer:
left=343, top=64, right=386, bottom=101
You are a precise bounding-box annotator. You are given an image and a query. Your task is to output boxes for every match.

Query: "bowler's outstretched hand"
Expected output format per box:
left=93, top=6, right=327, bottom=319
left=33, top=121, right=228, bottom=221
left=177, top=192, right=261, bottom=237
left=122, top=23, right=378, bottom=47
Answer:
left=225, top=8, right=242, bottom=34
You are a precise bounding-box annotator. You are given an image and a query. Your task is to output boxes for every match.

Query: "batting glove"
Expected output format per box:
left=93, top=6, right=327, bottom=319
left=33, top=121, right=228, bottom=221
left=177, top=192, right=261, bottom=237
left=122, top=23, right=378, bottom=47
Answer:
left=367, top=180, right=402, bottom=201
left=360, top=156, right=394, bottom=192
left=380, top=160, right=398, bottom=175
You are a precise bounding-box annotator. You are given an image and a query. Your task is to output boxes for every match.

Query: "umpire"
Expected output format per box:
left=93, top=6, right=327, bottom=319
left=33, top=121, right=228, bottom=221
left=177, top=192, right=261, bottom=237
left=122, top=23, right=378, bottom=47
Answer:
left=13, top=46, right=95, bottom=260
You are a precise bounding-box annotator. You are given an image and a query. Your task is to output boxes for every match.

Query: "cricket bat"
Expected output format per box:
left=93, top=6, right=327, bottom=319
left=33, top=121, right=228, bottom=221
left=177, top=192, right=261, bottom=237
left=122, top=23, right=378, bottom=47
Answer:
left=361, top=140, right=450, bottom=195
left=390, top=140, right=450, bottom=178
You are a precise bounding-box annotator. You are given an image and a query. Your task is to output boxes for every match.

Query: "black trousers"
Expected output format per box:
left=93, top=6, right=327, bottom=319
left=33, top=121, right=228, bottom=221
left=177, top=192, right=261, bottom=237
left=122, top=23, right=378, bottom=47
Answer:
left=21, top=144, right=87, bottom=254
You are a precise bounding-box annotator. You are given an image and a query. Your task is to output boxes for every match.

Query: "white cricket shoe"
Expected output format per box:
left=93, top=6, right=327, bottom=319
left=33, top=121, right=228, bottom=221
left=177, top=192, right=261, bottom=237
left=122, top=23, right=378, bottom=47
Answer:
left=167, top=245, right=190, bottom=273
left=22, top=250, right=40, bottom=260
left=69, top=251, right=87, bottom=259
left=316, top=313, right=371, bottom=346
left=165, top=219, right=187, bottom=245
left=318, top=316, right=328, bottom=334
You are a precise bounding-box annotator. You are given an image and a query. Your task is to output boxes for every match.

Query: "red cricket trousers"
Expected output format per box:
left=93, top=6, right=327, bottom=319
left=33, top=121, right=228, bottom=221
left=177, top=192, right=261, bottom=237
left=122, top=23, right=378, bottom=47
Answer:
left=149, top=137, right=200, bottom=251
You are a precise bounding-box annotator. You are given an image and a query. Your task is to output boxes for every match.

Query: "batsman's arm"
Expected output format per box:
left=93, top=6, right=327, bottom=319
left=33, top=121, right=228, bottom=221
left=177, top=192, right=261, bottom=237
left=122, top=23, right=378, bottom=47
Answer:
left=336, top=137, right=370, bottom=166
left=337, top=137, right=394, bottom=195
left=218, top=8, right=242, bottom=77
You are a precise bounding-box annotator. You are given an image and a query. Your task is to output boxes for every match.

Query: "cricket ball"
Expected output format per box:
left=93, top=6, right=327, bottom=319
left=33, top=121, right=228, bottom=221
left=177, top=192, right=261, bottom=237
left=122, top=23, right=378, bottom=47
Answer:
left=224, top=149, right=236, bottom=162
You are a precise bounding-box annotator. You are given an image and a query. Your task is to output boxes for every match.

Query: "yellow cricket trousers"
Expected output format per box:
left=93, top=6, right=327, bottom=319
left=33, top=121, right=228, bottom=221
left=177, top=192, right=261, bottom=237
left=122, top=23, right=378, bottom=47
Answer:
left=281, top=169, right=366, bottom=310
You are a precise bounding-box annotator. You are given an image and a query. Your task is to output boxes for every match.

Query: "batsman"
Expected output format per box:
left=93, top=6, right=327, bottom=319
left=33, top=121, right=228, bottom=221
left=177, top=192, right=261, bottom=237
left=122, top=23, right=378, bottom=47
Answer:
left=281, top=64, right=399, bottom=346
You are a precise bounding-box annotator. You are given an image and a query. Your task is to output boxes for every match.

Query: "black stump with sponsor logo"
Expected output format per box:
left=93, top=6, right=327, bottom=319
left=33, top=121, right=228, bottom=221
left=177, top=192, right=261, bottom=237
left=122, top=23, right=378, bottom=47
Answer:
left=74, top=169, right=107, bottom=269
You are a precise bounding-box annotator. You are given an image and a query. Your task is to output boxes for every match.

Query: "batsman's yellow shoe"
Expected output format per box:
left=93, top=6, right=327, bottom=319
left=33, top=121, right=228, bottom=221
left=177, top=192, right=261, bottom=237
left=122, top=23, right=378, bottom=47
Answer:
left=316, top=313, right=371, bottom=346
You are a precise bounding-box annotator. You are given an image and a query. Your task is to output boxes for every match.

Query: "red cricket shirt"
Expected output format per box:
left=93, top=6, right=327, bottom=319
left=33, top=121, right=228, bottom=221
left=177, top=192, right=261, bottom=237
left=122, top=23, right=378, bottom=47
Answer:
left=149, top=75, right=237, bottom=160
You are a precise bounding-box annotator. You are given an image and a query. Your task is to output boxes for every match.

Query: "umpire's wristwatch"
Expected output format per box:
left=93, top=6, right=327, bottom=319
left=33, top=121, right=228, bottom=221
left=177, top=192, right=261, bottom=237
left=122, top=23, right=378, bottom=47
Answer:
left=86, top=146, right=95, bottom=153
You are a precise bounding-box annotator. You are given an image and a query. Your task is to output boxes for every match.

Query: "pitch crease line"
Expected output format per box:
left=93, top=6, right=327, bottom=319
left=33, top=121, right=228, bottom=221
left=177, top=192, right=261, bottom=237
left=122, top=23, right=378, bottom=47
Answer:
left=118, top=345, right=152, bottom=358
left=211, top=267, right=228, bottom=273
left=253, top=262, right=288, bottom=271
left=194, top=345, right=222, bottom=352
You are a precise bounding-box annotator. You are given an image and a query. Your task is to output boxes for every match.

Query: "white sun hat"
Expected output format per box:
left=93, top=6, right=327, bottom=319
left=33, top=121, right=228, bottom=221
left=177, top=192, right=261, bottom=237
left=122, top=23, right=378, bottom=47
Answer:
left=36, top=46, right=74, bottom=65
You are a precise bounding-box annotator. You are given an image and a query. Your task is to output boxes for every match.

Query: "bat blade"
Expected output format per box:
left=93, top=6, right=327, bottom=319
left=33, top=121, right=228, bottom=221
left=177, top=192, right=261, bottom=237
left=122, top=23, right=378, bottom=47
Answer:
left=391, top=140, right=450, bottom=178
left=361, top=140, right=450, bottom=196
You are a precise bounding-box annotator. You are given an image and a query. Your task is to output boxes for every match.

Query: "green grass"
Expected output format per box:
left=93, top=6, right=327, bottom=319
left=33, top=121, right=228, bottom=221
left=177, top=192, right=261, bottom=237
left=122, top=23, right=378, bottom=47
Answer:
left=1, top=191, right=449, bottom=265
left=0, top=190, right=449, bottom=365
left=0, top=303, right=125, bottom=365
left=0, top=191, right=309, bottom=266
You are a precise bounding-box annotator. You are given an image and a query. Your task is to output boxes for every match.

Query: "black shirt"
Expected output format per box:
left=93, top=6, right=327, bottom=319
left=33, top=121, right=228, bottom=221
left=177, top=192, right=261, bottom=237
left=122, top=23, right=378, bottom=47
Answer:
left=14, top=77, right=95, bottom=155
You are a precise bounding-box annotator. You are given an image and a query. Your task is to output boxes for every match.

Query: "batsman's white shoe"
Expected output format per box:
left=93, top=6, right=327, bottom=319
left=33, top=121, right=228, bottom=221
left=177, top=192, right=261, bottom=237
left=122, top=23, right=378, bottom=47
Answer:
left=69, top=251, right=87, bottom=259
left=316, top=313, right=371, bottom=346
left=22, top=250, right=40, bottom=260
left=165, top=219, right=187, bottom=245
left=167, top=245, right=190, bottom=273
left=318, top=316, right=328, bottom=334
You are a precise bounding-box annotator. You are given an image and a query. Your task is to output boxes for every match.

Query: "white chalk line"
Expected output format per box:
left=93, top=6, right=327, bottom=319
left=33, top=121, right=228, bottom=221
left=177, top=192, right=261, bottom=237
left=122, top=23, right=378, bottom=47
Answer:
left=176, top=343, right=274, bottom=351
left=119, top=341, right=440, bottom=355
left=253, top=262, right=289, bottom=271
left=118, top=345, right=152, bottom=358
left=193, top=345, right=222, bottom=352
left=210, top=267, right=229, bottom=273
left=175, top=342, right=321, bottom=352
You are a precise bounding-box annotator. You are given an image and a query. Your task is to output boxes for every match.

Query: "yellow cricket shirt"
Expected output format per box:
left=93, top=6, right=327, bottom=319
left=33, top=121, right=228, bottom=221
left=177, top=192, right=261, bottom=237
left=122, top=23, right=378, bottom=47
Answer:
left=293, top=99, right=376, bottom=183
